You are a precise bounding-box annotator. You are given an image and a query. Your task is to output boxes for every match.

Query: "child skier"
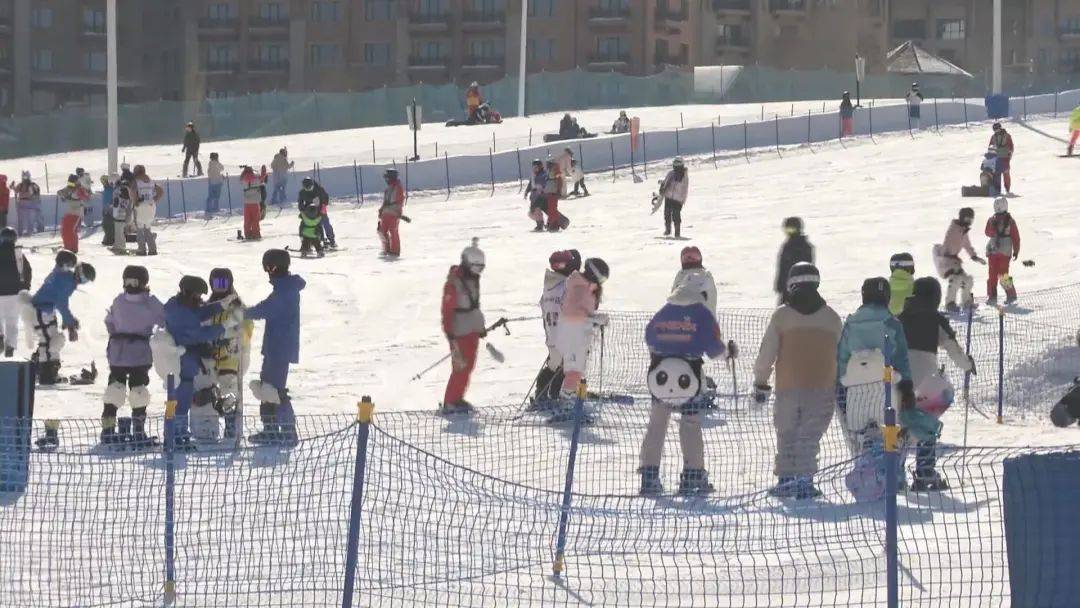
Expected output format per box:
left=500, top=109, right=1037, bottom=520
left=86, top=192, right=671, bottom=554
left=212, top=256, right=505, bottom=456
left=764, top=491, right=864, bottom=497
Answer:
left=200, top=268, right=252, bottom=441
left=30, top=251, right=96, bottom=385
left=981, top=150, right=998, bottom=196
left=905, top=82, right=923, bottom=129
left=569, top=158, right=589, bottom=197
left=102, top=266, right=166, bottom=448
left=989, top=123, right=1014, bottom=194
left=0, top=227, right=31, bottom=357
left=441, top=239, right=487, bottom=414
left=241, top=166, right=266, bottom=240
left=640, top=271, right=733, bottom=496
left=245, top=249, right=306, bottom=445
left=898, top=277, right=976, bottom=491
left=659, top=158, right=689, bottom=238
left=888, top=252, right=915, bottom=315
left=132, top=165, right=162, bottom=256
left=543, top=159, right=567, bottom=231
left=534, top=249, right=581, bottom=409
left=13, top=172, right=41, bottom=236
left=378, top=169, right=405, bottom=257
left=298, top=204, right=325, bottom=258
left=100, top=174, right=117, bottom=247
left=298, top=177, right=336, bottom=249
left=111, top=172, right=135, bottom=255
left=524, top=159, right=549, bottom=231
left=57, top=174, right=90, bottom=253
left=774, top=217, right=814, bottom=305
left=937, top=207, right=986, bottom=312
left=840, top=91, right=854, bottom=137
left=985, top=197, right=1020, bottom=305
left=671, top=246, right=717, bottom=316
left=554, top=257, right=609, bottom=407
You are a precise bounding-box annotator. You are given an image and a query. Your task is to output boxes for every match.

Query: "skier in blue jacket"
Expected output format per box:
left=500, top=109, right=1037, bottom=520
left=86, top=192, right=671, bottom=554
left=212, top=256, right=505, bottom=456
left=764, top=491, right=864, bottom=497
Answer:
left=245, top=248, right=306, bottom=446
left=31, top=249, right=96, bottom=384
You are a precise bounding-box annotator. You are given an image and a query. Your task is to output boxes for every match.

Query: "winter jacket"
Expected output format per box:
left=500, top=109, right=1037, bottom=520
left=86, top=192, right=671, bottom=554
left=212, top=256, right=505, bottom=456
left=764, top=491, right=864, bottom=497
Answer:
left=543, top=168, right=563, bottom=197
left=13, top=182, right=40, bottom=204
left=299, top=212, right=323, bottom=239
left=775, top=235, right=814, bottom=295
left=208, top=300, right=253, bottom=373
left=840, top=98, right=854, bottom=118
left=1071, top=105, right=1080, bottom=131
left=100, top=180, right=115, bottom=215
left=670, top=268, right=718, bottom=316
left=660, top=170, right=688, bottom=203
left=466, top=88, right=482, bottom=112
left=559, top=115, right=577, bottom=139
left=560, top=271, right=599, bottom=324
left=837, top=304, right=912, bottom=385
left=105, top=292, right=165, bottom=368
left=298, top=182, right=330, bottom=212
left=271, top=153, right=291, bottom=177
left=645, top=302, right=725, bottom=359
left=58, top=185, right=90, bottom=217
left=133, top=177, right=161, bottom=225
left=207, top=159, right=225, bottom=184
left=244, top=273, right=306, bottom=363
left=164, top=297, right=226, bottom=356
left=539, top=269, right=568, bottom=345
left=0, top=245, right=31, bottom=295
left=985, top=212, right=1020, bottom=257
left=381, top=179, right=405, bottom=216
left=906, top=89, right=923, bottom=106
left=441, top=266, right=485, bottom=338
left=888, top=269, right=915, bottom=316
left=182, top=130, right=200, bottom=153
left=754, top=290, right=842, bottom=392
left=525, top=170, right=548, bottom=202
left=32, top=268, right=79, bottom=327
left=898, top=292, right=972, bottom=387
left=0, top=177, right=9, bottom=211
left=990, top=130, right=1014, bottom=159
left=611, top=116, right=631, bottom=134
left=942, top=220, right=977, bottom=259
left=242, top=179, right=265, bottom=206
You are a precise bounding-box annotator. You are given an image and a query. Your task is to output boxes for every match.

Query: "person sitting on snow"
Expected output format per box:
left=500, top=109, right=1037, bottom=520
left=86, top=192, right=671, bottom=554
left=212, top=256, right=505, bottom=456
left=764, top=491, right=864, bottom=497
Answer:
left=611, top=111, right=631, bottom=134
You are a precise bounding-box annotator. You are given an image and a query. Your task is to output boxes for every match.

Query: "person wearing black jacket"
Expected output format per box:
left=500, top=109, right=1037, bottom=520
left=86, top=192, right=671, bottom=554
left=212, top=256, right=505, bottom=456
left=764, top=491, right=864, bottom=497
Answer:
left=0, top=226, right=32, bottom=357
left=775, top=217, right=814, bottom=304
left=182, top=122, right=203, bottom=178
left=297, top=177, right=336, bottom=249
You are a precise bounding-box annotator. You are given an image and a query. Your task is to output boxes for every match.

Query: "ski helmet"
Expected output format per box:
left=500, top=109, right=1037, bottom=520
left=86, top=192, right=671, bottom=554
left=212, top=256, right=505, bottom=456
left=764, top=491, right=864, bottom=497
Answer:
left=958, top=207, right=975, bottom=224
left=74, top=262, right=96, bottom=285
left=383, top=168, right=398, bottom=181
left=302, top=177, right=315, bottom=191
left=992, top=122, right=1002, bottom=132
left=993, top=197, right=1008, bottom=214
left=583, top=258, right=609, bottom=285
left=461, top=238, right=486, bottom=275
left=672, top=157, right=685, bottom=169
left=889, top=252, right=915, bottom=274
left=20, top=170, right=30, bottom=182
left=567, top=249, right=582, bottom=273
left=66, top=174, right=79, bottom=187
left=786, top=262, right=820, bottom=293
left=122, top=265, right=149, bottom=293
left=680, top=246, right=703, bottom=269
left=782, top=216, right=804, bottom=235
left=0, top=226, right=16, bottom=246
left=133, top=164, right=146, bottom=176
left=262, top=248, right=291, bottom=276
left=179, top=275, right=209, bottom=304
left=861, top=277, right=891, bottom=307
left=209, top=268, right=235, bottom=298
left=55, top=249, right=78, bottom=269
left=549, top=250, right=575, bottom=275
left=912, top=276, right=942, bottom=311
left=531, top=159, right=543, bottom=170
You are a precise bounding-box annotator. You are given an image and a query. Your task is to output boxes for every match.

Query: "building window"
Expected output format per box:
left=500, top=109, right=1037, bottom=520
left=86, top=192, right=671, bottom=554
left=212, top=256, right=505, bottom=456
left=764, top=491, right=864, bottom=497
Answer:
left=892, top=19, right=926, bottom=39
left=365, top=0, right=395, bottom=20
left=309, top=43, right=341, bottom=66
left=470, top=0, right=503, bottom=11
left=718, top=23, right=745, bottom=45
left=260, top=2, right=285, bottom=21
left=363, top=42, right=392, bottom=66
left=598, top=0, right=629, bottom=10
left=596, top=37, right=627, bottom=58
left=417, top=0, right=447, bottom=15
left=208, top=3, right=235, bottom=20
left=31, top=7, right=53, bottom=28
left=469, top=39, right=502, bottom=59
left=85, top=51, right=107, bottom=72
left=527, top=38, right=555, bottom=61
left=413, top=41, right=446, bottom=61
left=258, top=44, right=284, bottom=62
left=528, top=0, right=554, bottom=17
left=937, top=19, right=965, bottom=40
left=311, top=1, right=340, bottom=22
left=32, top=49, right=53, bottom=71
left=209, top=44, right=237, bottom=68
left=1061, top=17, right=1080, bottom=35
left=83, top=8, right=106, bottom=34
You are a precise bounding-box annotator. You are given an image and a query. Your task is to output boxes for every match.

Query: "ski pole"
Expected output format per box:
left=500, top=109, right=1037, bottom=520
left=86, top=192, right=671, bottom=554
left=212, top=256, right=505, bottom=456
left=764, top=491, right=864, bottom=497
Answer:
left=410, top=318, right=512, bottom=381
left=728, top=357, right=739, bottom=414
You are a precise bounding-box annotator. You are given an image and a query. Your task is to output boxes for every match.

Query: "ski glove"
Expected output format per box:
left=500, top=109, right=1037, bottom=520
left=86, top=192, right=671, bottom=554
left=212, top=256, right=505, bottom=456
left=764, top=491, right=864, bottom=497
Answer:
left=67, top=326, right=78, bottom=342
left=966, top=355, right=977, bottom=376
left=753, top=384, right=771, bottom=405
left=971, top=255, right=986, bottom=265
left=1012, top=252, right=1019, bottom=261
left=898, top=379, right=916, bottom=410
left=725, top=340, right=739, bottom=360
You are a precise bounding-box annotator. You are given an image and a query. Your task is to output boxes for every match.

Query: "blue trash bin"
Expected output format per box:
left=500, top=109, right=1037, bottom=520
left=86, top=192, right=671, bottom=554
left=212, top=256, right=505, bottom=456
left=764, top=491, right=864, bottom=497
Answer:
left=986, top=94, right=1010, bottom=119
left=0, top=361, right=36, bottom=493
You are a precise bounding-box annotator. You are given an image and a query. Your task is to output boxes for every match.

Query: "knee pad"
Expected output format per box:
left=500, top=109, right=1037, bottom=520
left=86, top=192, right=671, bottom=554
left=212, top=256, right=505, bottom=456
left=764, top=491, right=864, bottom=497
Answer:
left=128, top=386, right=151, bottom=409
left=103, top=382, right=127, bottom=407
left=250, top=379, right=281, bottom=404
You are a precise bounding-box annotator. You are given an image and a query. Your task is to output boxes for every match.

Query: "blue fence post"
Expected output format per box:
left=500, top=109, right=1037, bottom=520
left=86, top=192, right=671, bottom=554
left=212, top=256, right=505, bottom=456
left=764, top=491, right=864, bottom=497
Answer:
left=869, top=102, right=874, bottom=139
left=488, top=148, right=495, bottom=195
left=180, top=180, right=188, bottom=221
left=515, top=148, right=523, bottom=191
left=341, top=396, right=375, bottom=608
left=774, top=116, right=781, bottom=156
left=997, top=308, right=1005, bottom=424
left=934, top=98, right=940, bottom=133
left=552, top=380, right=588, bottom=576
left=165, top=179, right=173, bottom=219
left=882, top=338, right=899, bottom=608
left=711, top=121, right=717, bottom=167
left=164, top=375, right=177, bottom=604
left=225, top=174, right=233, bottom=217
left=353, top=161, right=361, bottom=206
left=444, top=152, right=451, bottom=200
left=641, top=129, right=648, bottom=178
left=675, top=127, right=681, bottom=156
left=743, top=121, right=749, bottom=161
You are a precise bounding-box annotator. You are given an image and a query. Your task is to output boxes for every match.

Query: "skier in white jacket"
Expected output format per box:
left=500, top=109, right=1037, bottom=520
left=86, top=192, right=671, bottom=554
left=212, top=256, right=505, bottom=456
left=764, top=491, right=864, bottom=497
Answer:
left=659, top=158, right=689, bottom=238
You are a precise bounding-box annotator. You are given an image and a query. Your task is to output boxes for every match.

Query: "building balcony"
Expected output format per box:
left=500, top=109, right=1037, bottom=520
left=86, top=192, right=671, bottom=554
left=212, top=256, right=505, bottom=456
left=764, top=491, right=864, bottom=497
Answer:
left=654, top=49, right=689, bottom=66
left=655, top=6, right=689, bottom=24
left=769, top=0, right=807, bottom=15
left=248, top=16, right=289, bottom=32
left=587, top=51, right=631, bottom=70
left=1060, top=27, right=1080, bottom=40
left=408, top=55, right=449, bottom=70
left=408, top=11, right=452, bottom=33
left=461, top=10, right=505, bottom=30
left=81, top=24, right=106, bottom=37
left=247, top=59, right=290, bottom=73
left=713, top=0, right=751, bottom=14
left=202, top=60, right=239, bottom=74
left=198, top=17, right=240, bottom=30
left=462, top=54, right=504, bottom=69
left=716, top=35, right=751, bottom=52
left=587, top=6, right=631, bottom=28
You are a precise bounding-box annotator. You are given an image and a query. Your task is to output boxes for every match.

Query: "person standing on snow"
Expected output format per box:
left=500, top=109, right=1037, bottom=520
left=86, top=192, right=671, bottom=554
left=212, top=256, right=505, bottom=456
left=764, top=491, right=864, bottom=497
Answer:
left=440, top=238, right=488, bottom=415
left=181, top=122, right=203, bottom=177
left=985, top=197, right=1020, bottom=305
left=99, top=174, right=117, bottom=246
left=111, top=169, right=136, bottom=255
left=57, top=174, right=90, bottom=253
left=0, top=174, right=9, bottom=227
left=244, top=249, right=306, bottom=446
left=989, top=122, right=1014, bottom=195
left=938, top=207, right=986, bottom=312
left=905, top=82, right=923, bottom=129
left=132, top=165, right=163, bottom=256
left=102, top=265, right=166, bottom=448
left=1068, top=104, right=1080, bottom=156
left=533, top=249, right=582, bottom=409
left=0, top=227, right=30, bottom=357
left=659, top=158, right=689, bottom=238
left=610, top=110, right=631, bottom=134
left=298, top=177, right=336, bottom=249
left=775, top=217, right=814, bottom=305
left=13, top=172, right=41, bottom=236
left=887, top=252, right=915, bottom=316
left=377, top=168, right=405, bottom=257
left=31, top=251, right=96, bottom=385
left=240, top=166, right=266, bottom=240
left=270, top=148, right=294, bottom=206
left=753, top=262, right=842, bottom=499
left=524, top=159, right=550, bottom=231
left=297, top=204, right=325, bottom=258
left=206, top=152, right=225, bottom=217
left=840, top=91, right=855, bottom=137
left=671, top=246, right=717, bottom=317
left=554, top=258, right=609, bottom=405
left=542, top=159, right=566, bottom=231
left=202, top=268, right=253, bottom=441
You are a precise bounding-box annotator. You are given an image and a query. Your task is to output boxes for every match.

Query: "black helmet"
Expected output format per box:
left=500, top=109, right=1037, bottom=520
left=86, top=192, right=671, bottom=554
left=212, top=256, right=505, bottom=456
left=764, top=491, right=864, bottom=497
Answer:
left=0, top=226, right=16, bottom=246
left=55, top=249, right=78, bottom=269
left=783, top=216, right=804, bottom=235
left=958, top=207, right=975, bottom=224
left=303, top=204, right=320, bottom=219
left=786, top=262, right=820, bottom=293
left=179, top=275, right=209, bottom=303
left=583, top=258, right=609, bottom=285
left=889, top=252, right=915, bottom=274
left=531, top=158, right=543, bottom=168
left=912, top=276, right=942, bottom=310
left=383, top=168, right=398, bottom=180
left=122, top=265, right=149, bottom=293
left=209, top=267, right=235, bottom=298
left=861, top=277, right=891, bottom=307
left=262, top=248, right=290, bottom=276
left=74, top=262, right=96, bottom=285
left=567, top=249, right=582, bottom=273
left=302, top=177, right=315, bottom=191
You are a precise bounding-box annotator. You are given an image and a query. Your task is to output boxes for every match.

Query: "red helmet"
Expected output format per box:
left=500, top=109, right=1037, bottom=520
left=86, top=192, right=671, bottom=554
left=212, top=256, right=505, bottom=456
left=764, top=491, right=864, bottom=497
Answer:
left=680, top=246, right=703, bottom=269
left=549, top=249, right=581, bottom=275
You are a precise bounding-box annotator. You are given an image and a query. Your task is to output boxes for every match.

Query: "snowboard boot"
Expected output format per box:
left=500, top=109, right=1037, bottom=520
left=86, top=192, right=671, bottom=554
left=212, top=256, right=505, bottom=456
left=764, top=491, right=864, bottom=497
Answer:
left=533, top=221, right=544, bottom=232
left=793, top=476, right=823, bottom=500
left=677, top=469, right=714, bottom=496
left=130, top=410, right=159, bottom=450
left=674, top=224, right=681, bottom=239
left=639, top=465, right=663, bottom=496
left=1004, top=292, right=1018, bottom=305
left=38, top=360, right=61, bottom=386
left=249, top=403, right=281, bottom=444
left=441, top=400, right=476, bottom=416
left=768, top=476, right=798, bottom=498
left=4, top=346, right=13, bottom=358
left=35, top=421, right=60, bottom=449
left=910, top=471, right=950, bottom=492
left=115, top=417, right=133, bottom=448
left=986, top=295, right=998, bottom=306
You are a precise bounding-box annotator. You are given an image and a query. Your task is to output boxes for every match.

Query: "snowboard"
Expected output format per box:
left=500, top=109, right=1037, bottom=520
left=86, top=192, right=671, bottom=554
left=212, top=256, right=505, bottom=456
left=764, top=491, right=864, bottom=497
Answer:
left=650, top=193, right=663, bottom=215
left=48, top=362, right=98, bottom=386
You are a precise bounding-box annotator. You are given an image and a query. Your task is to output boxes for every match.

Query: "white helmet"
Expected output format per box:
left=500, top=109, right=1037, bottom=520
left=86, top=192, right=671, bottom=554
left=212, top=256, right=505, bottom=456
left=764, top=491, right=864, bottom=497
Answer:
left=673, top=157, right=685, bottom=169
left=993, top=197, right=1008, bottom=214
left=461, top=237, right=485, bottom=274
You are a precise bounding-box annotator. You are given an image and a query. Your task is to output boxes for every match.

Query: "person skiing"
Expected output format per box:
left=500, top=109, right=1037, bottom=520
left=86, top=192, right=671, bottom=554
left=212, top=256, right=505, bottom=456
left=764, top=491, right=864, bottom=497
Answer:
left=181, top=122, right=203, bottom=177
left=533, top=249, right=582, bottom=409
left=132, top=165, right=163, bottom=256
left=985, top=197, right=1020, bottom=304
left=542, top=159, right=566, bottom=231
left=13, top=171, right=41, bottom=236
left=887, top=252, right=915, bottom=315
left=554, top=257, right=609, bottom=405
left=1068, top=104, right=1080, bottom=156
left=57, top=174, right=90, bottom=253
left=524, top=159, right=549, bottom=231
left=201, top=268, right=252, bottom=441
left=753, top=262, right=842, bottom=499
left=639, top=271, right=733, bottom=496
left=840, top=91, right=854, bottom=137
left=0, top=174, right=9, bottom=227
left=440, top=238, right=487, bottom=414
left=938, top=207, right=986, bottom=312
left=659, top=158, right=689, bottom=238
left=298, top=177, right=336, bottom=249
left=245, top=249, right=306, bottom=445
left=775, top=217, right=814, bottom=305
left=569, top=158, right=589, bottom=197
left=99, top=174, right=117, bottom=246
left=241, top=166, right=266, bottom=240
left=610, top=110, right=631, bottom=134
left=111, top=170, right=136, bottom=255
left=377, top=168, right=405, bottom=257
left=298, top=204, right=325, bottom=258
left=206, top=152, right=225, bottom=217
left=898, top=276, right=976, bottom=491
left=905, top=82, right=923, bottom=129
left=671, top=246, right=717, bottom=316
left=0, top=227, right=31, bottom=357
left=555, top=147, right=575, bottom=198
left=163, top=275, right=237, bottom=450
left=30, top=251, right=96, bottom=385
left=270, top=148, right=294, bottom=206
left=102, top=265, right=166, bottom=448
left=465, top=81, right=483, bottom=123
left=989, top=122, right=1014, bottom=194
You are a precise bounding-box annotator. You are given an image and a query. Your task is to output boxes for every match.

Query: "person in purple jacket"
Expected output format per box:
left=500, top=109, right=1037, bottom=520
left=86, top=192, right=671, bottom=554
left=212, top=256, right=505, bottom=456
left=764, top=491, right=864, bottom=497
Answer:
left=638, top=271, right=737, bottom=496
left=102, top=265, right=166, bottom=448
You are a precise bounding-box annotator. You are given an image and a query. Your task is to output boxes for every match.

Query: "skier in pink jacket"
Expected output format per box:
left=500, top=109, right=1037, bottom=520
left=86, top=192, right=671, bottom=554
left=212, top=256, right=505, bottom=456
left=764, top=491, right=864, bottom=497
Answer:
left=549, top=258, right=609, bottom=422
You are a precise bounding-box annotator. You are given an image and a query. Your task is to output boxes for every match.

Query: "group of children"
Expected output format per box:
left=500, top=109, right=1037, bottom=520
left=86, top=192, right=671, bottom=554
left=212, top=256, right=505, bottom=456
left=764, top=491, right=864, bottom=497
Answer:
left=964, top=123, right=1014, bottom=198
left=524, top=147, right=590, bottom=233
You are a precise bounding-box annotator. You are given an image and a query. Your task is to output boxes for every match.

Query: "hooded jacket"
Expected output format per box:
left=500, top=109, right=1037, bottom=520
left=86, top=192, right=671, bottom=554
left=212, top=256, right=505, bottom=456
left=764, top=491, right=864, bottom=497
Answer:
left=898, top=278, right=973, bottom=386
left=560, top=271, right=598, bottom=324
left=670, top=268, right=718, bottom=317
left=32, top=268, right=78, bottom=326
left=645, top=280, right=724, bottom=359
left=942, top=220, right=977, bottom=259
left=775, top=234, right=814, bottom=295
left=888, top=269, right=914, bottom=316
left=298, top=182, right=330, bottom=212
left=985, top=212, right=1020, bottom=257
left=659, top=169, right=688, bottom=203
left=164, top=297, right=226, bottom=358
left=105, top=292, right=166, bottom=368
left=441, top=266, right=485, bottom=338
left=539, top=269, right=569, bottom=345
left=244, top=273, right=306, bottom=363
left=0, top=244, right=30, bottom=295
left=182, top=129, right=200, bottom=153
left=837, top=304, right=913, bottom=385
left=754, top=288, right=842, bottom=392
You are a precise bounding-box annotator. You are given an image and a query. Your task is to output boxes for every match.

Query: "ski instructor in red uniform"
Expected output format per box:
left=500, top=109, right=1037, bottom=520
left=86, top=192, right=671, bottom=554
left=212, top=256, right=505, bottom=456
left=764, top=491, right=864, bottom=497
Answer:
left=378, top=169, right=405, bottom=257
left=440, top=238, right=486, bottom=414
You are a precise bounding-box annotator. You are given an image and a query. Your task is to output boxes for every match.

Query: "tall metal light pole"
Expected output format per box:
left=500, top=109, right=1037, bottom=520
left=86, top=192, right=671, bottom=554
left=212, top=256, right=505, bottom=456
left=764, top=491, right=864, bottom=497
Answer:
left=106, top=0, right=118, bottom=174
left=992, top=0, right=1003, bottom=94
left=517, top=0, right=527, bottom=117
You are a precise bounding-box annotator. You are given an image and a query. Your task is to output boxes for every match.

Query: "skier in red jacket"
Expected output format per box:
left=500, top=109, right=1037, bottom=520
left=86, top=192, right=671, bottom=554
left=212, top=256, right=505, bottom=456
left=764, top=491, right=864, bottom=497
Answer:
left=440, top=238, right=486, bottom=414
left=984, top=197, right=1020, bottom=305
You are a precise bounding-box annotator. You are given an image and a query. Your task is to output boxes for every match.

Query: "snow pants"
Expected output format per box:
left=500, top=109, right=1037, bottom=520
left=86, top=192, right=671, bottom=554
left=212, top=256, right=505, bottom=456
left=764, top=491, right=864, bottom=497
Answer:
left=183, top=151, right=202, bottom=177
left=321, top=211, right=336, bottom=244
left=135, top=222, right=157, bottom=255
left=259, top=355, right=294, bottom=431
left=0, top=209, right=6, bottom=227
left=32, top=309, right=63, bottom=364
left=205, top=183, right=223, bottom=215
left=175, top=351, right=206, bottom=438
left=545, top=194, right=563, bottom=230
left=101, top=209, right=115, bottom=246
left=555, top=320, right=593, bottom=396
left=243, top=203, right=262, bottom=240
left=103, top=365, right=152, bottom=432
left=987, top=253, right=1015, bottom=299
left=841, top=116, right=854, bottom=137
left=1071, top=130, right=1080, bottom=153
left=0, top=295, right=20, bottom=351
left=378, top=213, right=400, bottom=255
left=942, top=259, right=973, bottom=307
left=639, top=399, right=705, bottom=470
left=444, top=333, right=479, bottom=406
left=773, top=389, right=835, bottom=477
left=663, top=198, right=683, bottom=235
left=17, top=201, right=41, bottom=235
left=60, top=214, right=80, bottom=253
left=271, top=178, right=288, bottom=206
left=995, top=157, right=1011, bottom=193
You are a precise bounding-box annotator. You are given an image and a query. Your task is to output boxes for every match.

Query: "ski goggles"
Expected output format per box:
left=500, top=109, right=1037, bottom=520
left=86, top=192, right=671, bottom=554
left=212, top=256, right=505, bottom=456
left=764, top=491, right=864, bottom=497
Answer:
left=210, top=276, right=232, bottom=292
left=123, top=277, right=142, bottom=289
